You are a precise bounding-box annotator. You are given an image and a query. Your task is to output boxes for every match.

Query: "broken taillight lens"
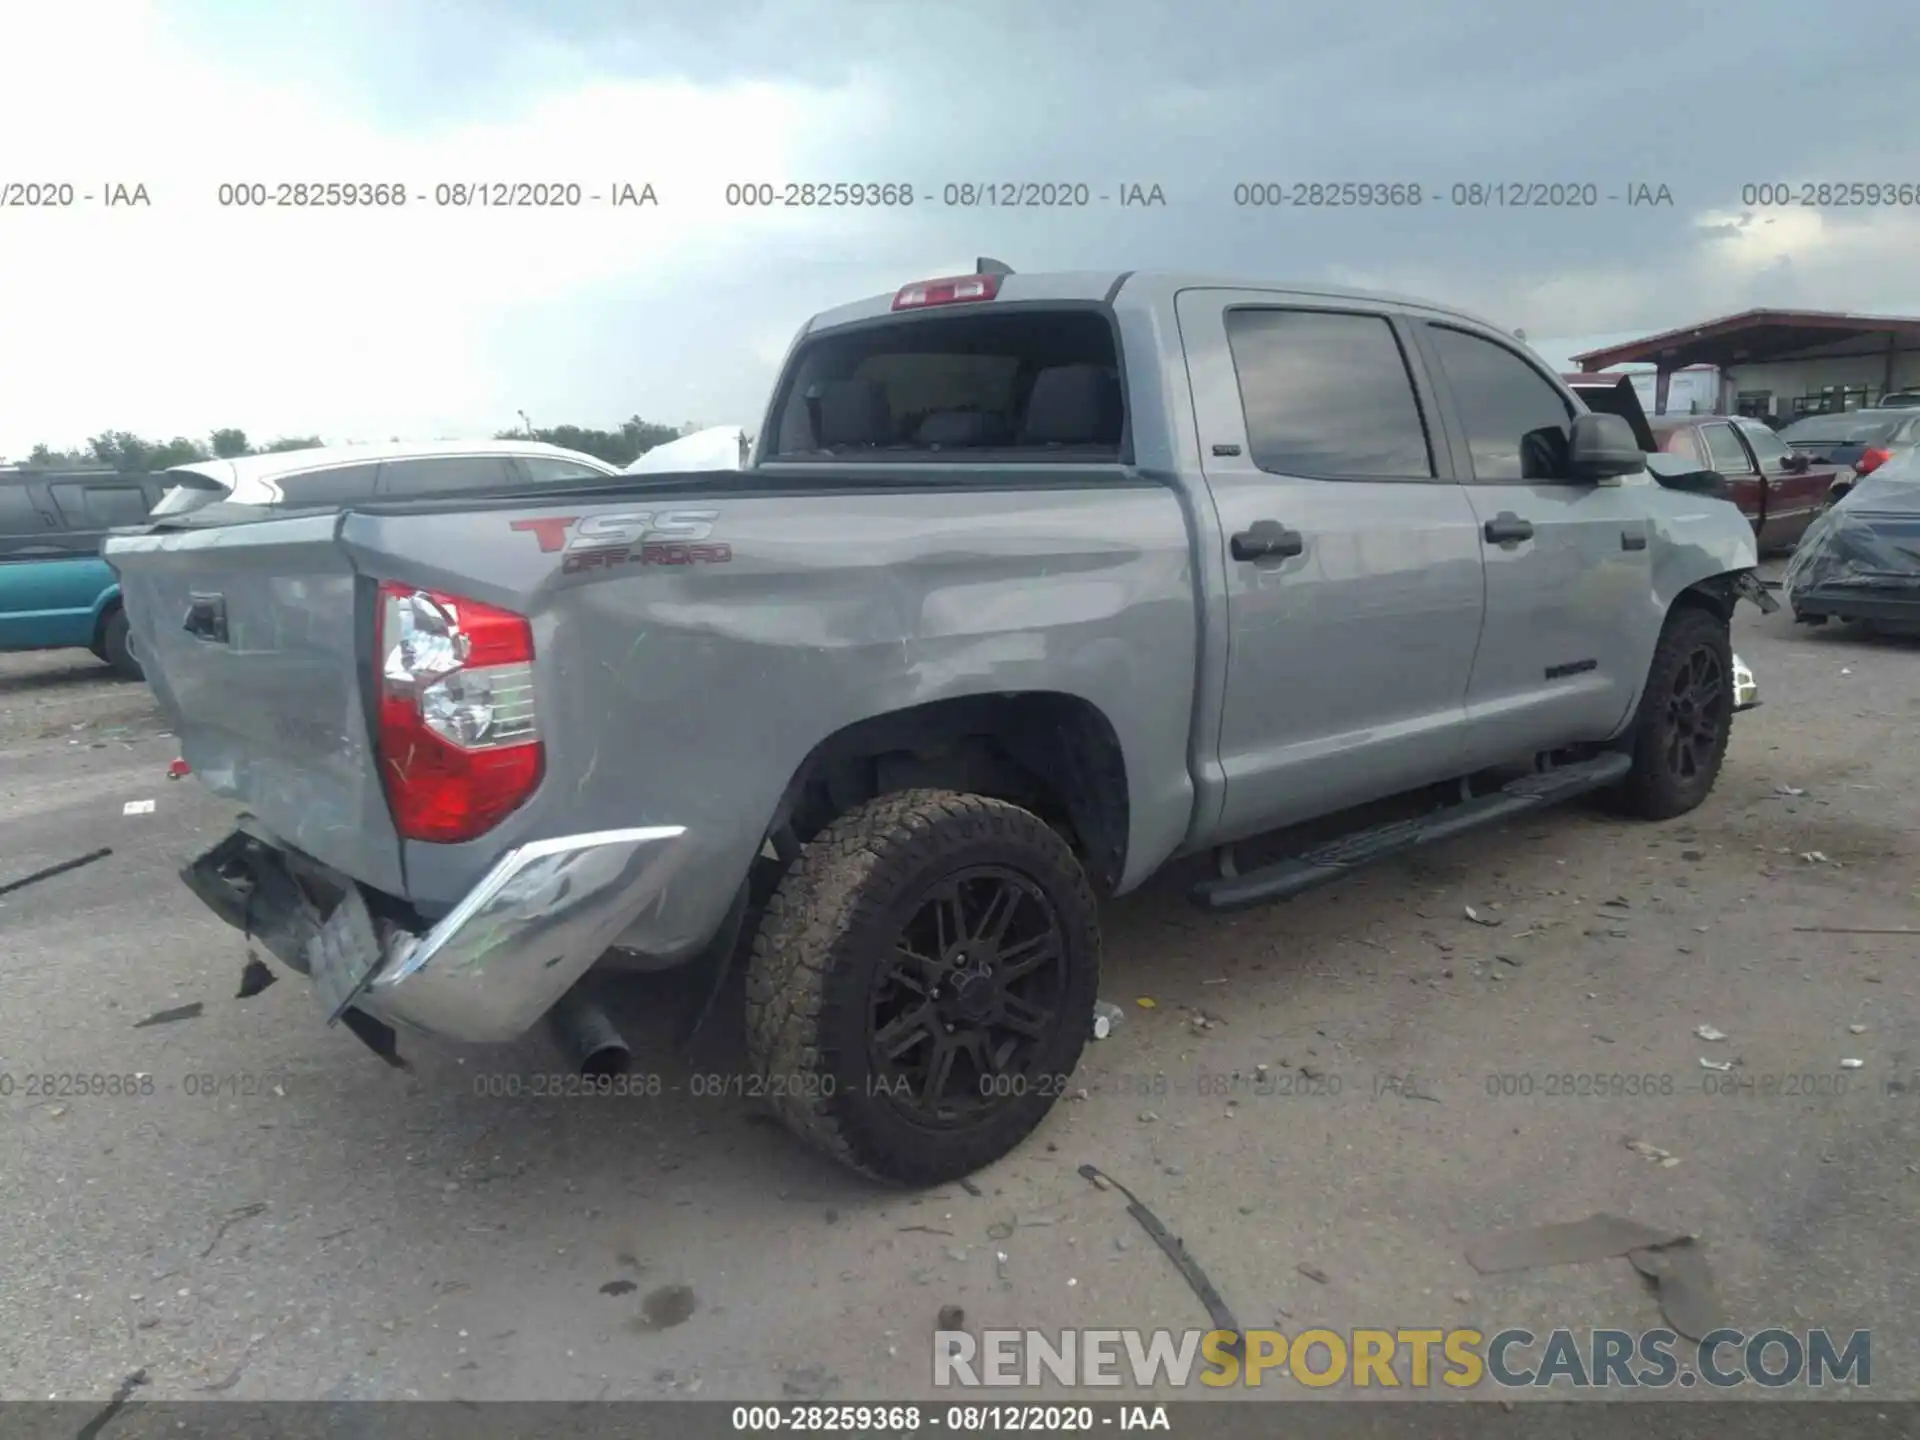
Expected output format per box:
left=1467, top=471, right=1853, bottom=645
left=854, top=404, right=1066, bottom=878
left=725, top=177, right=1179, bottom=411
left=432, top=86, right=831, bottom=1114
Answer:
left=373, top=582, right=543, bottom=843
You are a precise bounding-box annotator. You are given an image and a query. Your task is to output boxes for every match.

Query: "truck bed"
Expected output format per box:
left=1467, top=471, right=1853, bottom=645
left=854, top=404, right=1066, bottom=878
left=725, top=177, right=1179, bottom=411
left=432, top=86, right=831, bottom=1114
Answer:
left=107, top=465, right=1202, bottom=953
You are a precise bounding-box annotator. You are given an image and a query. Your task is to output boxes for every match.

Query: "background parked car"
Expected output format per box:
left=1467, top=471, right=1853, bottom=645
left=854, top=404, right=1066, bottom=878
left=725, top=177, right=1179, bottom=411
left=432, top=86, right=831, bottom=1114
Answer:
left=1650, top=414, right=1836, bottom=553
left=150, top=439, right=622, bottom=519
left=1875, top=390, right=1920, bottom=408
left=1561, top=375, right=1830, bottom=553
left=623, top=425, right=750, bottom=473
left=1, top=467, right=168, bottom=679
left=1777, top=409, right=1920, bottom=500
left=1784, top=444, right=1920, bottom=634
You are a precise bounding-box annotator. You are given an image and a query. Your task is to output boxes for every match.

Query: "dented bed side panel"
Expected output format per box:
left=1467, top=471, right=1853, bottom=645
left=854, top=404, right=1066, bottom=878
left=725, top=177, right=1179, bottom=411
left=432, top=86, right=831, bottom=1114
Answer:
left=334, top=478, right=1201, bottom=951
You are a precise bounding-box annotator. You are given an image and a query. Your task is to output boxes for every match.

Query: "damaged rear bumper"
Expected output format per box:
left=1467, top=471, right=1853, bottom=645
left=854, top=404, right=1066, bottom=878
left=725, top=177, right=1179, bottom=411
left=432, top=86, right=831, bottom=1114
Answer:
left=183, top=821, right=687, bottom=1045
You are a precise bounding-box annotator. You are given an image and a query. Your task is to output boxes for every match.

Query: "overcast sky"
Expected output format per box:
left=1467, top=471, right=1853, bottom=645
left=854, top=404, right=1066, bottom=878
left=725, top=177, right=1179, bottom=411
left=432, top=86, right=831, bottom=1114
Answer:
left=3, top=0, right=1916, bottom=458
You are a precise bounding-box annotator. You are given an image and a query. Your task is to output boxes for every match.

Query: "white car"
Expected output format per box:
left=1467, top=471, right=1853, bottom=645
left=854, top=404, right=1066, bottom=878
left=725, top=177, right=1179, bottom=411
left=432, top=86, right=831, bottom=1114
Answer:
left=624, top=426, right=750, bottom=474
left=151, top=439, right=619, bottom=518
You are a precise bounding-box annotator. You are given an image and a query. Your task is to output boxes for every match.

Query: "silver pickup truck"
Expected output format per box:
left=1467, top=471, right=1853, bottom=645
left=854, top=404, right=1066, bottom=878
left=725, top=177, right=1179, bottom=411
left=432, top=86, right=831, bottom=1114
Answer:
left=106, top=263, right=1772, bottom=1185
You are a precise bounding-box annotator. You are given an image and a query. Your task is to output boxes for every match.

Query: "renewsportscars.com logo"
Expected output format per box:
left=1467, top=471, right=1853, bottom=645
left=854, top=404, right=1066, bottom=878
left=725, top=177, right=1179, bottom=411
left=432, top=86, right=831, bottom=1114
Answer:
left=934, top=1327, right=1871, bottom=1390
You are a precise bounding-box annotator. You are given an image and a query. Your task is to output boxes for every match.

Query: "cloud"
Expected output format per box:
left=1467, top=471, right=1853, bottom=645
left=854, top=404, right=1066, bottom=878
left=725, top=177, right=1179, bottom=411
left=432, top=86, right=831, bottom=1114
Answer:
left=0, top=0, right=885, bottom=451
left=3, top=0, right=1918, bottom=455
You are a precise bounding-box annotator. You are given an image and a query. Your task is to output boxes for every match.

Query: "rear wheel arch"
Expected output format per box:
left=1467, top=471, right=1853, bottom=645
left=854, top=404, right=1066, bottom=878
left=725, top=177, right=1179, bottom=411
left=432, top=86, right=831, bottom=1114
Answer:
left=96, top=599, right=142, bottom=680
left=769, top=693, right=1131, bottom=896
left=90, top=590, right=124, bottom=649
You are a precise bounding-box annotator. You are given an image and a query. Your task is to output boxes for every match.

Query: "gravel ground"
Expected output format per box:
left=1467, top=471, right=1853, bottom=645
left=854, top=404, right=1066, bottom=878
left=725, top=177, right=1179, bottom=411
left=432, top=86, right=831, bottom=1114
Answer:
left=2, top=588, right=1916, bottom=1404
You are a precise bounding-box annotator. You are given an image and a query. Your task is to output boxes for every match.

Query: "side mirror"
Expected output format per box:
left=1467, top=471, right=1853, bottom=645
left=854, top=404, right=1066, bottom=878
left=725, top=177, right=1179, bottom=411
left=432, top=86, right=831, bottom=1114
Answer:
left=1568, top=412, right=1645, bottom=479
left=1781, top=452, right=1810, bottom=473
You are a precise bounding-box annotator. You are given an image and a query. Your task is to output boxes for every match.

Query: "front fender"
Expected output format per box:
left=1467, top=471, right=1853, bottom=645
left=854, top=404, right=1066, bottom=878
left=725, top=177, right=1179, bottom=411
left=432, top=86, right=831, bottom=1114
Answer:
left=1606, top=494, right=1767, bottom=735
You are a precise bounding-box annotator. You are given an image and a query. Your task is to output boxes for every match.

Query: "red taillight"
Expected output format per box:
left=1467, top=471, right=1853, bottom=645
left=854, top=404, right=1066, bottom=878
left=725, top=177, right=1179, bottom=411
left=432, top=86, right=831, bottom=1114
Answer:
left=373, top=582, right=543, bottom=843
left=1855, top=447, right=1893, bottom=476
left=892, top=274, right=1002, bottom=310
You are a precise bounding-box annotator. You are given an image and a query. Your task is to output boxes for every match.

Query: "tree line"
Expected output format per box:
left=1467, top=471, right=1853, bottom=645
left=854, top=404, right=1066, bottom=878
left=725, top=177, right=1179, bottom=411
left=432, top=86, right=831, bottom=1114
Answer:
left=25, top=415, right=687, bottom=473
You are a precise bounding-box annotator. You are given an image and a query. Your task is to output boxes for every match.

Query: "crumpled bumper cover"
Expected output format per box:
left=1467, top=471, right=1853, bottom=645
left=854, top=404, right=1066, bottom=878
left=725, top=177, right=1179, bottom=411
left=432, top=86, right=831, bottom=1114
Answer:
left=183, top=821, right=688, bottom=1044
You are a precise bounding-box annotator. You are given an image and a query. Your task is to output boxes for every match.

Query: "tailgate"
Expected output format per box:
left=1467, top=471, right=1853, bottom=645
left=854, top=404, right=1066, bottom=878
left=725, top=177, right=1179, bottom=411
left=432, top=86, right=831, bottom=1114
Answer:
left=106, top=513, right=406, bottom=895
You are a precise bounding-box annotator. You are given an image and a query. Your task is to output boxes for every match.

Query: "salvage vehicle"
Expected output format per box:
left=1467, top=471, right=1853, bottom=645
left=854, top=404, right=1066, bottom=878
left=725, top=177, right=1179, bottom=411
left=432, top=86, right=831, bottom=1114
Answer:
left=1649, top=415, right=1836, bottom=553
left=1785, top=446, right=1920, bottom=633
left=1, top=468, right=168, bottom=680
left=1777, top=409, right=1920, bottom=502
left=106, top=265, right=1774, bottom=1185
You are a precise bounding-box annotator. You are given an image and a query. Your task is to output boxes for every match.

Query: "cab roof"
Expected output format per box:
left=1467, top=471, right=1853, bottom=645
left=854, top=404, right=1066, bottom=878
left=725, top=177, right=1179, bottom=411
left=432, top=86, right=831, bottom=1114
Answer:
left=801, top=268, right=1515, bottom=339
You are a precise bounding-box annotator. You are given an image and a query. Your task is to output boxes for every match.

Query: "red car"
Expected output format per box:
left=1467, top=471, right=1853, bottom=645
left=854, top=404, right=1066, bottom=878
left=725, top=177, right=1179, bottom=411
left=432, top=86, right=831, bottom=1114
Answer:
left=1649, top=416, right=1836, bottom=553
left=1563, top=375, right=1837, bottom=553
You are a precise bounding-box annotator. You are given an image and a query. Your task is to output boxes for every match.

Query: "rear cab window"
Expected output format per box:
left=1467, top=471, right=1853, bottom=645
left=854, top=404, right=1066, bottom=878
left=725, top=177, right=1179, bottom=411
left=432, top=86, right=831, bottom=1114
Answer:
left=766, top=308, right=1124, bottom=461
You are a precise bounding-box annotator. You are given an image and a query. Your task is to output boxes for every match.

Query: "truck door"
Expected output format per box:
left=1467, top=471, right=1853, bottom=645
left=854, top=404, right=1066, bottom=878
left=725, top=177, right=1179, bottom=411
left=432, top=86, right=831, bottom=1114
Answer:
left=1175, top=290, right=1487, bottom=843
left=1410, top=320, right=1655, bottom=766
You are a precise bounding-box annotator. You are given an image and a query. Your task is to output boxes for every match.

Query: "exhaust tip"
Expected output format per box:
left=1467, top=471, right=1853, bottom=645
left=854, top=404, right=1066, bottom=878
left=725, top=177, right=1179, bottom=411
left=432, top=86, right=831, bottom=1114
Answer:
left=550, top=988, right=632, bottom=1079
left=578, top=1038, right=632, bottom=1081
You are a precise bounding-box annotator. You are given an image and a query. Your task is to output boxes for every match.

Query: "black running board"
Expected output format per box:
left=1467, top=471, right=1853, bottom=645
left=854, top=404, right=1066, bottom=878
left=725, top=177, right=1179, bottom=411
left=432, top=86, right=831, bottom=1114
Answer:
left=1190, top=751, right=1633, bottom=912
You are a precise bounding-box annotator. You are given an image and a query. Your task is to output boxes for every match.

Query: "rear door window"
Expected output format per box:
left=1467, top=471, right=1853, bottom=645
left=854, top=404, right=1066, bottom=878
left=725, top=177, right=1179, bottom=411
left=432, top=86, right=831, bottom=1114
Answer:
left=377, top=456, right=518, bottom=497
left=1735, top=420, right=1791, bottom=467
left=1223, top=308, right=1434, bottom=478
left=768, top=308, right=1124, bottom=459
left=0, top=485, right=49, bottom=536
left=51, top=481, right=153, bottom=528
left=517, top=456, right=614, bottom=484
left=1699, top=423, right=1755, bottom=474
left=276, top=464, right=381, bottom=507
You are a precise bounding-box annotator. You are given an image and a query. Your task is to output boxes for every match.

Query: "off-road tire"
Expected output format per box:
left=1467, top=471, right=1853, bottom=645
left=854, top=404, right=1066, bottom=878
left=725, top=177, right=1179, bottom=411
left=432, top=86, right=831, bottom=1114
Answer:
left=743, top=789, right=1100, bottom=1186
left=101, top=607, right=143, bottom=682
left=1615, top=605, right=1733, bottom=820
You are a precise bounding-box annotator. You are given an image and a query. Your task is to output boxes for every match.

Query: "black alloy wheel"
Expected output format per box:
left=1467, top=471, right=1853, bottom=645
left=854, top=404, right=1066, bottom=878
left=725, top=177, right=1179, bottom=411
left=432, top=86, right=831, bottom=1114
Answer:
left=868, top=866, right=1069, bottom=1126
left=1616, top=605, right=1734, bottom=820
left=744, top=790, right=1101, bottom=1186
left=1658, top=645, right=1727, bottom=788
